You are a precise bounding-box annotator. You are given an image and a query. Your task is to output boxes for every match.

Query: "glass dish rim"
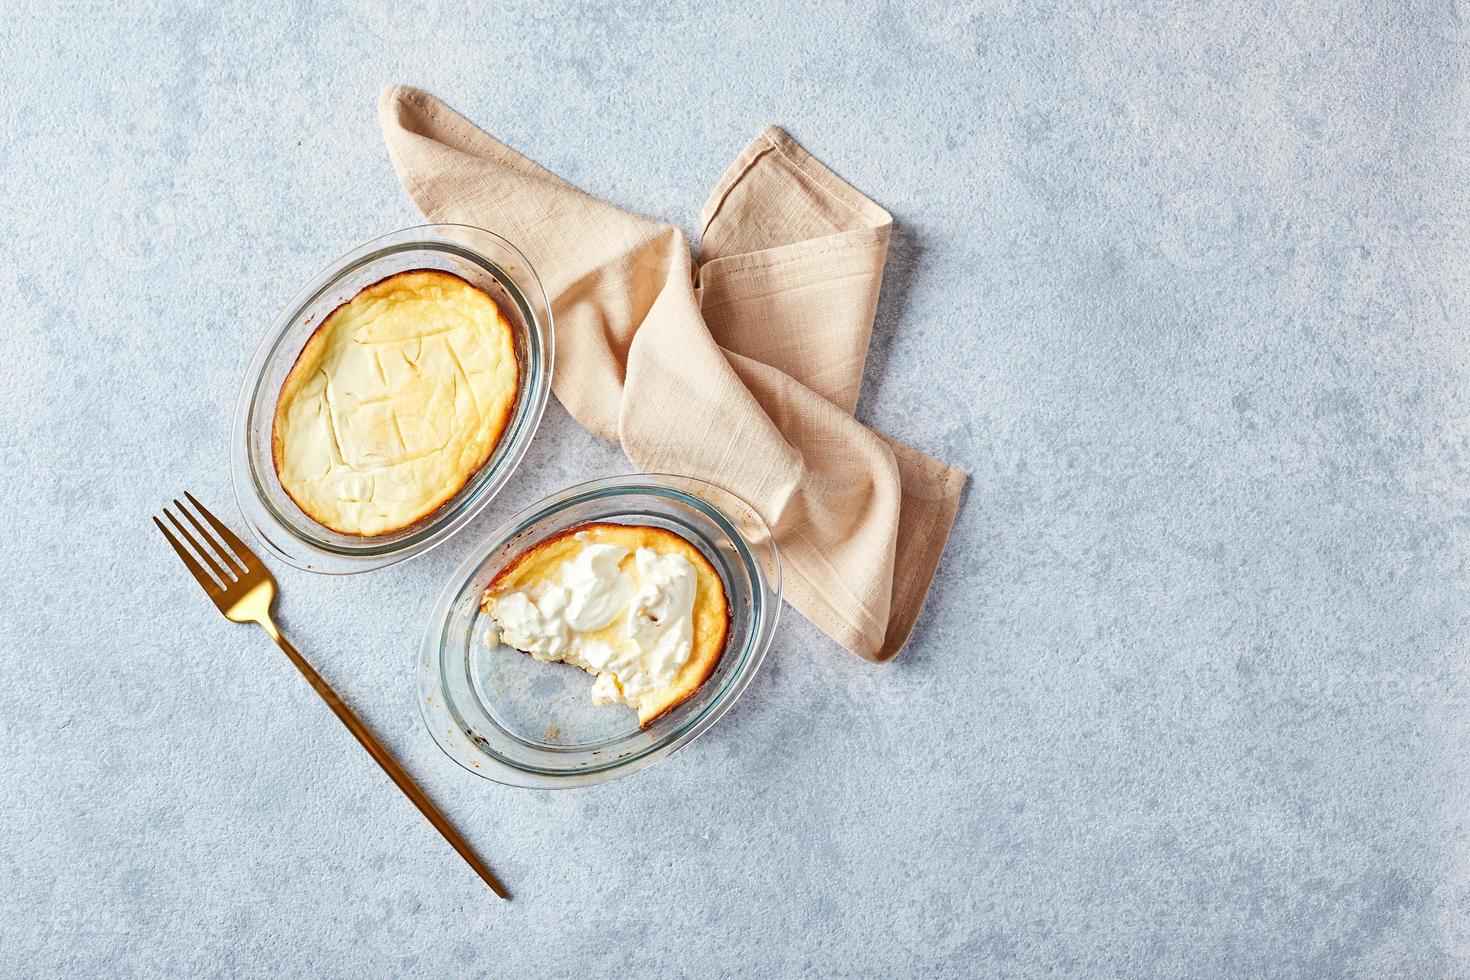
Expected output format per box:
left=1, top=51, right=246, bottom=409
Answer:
left=417, top=473, right=783, bottom=789
left=229, top=224, right=554, bottom=574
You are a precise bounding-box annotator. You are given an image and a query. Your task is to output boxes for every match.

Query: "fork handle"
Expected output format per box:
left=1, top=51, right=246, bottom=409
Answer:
left=257, top=616, right=509, bottom=899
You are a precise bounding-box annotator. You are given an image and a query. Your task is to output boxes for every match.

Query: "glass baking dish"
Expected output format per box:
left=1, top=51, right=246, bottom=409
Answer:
left=418, top=474, right=781, bottom=788
left=230, top=225, right=553, bottom=574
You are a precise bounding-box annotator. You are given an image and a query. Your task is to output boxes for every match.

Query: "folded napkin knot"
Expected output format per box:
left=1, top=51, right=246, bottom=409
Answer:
left=380, top=85, right=964, bottom=662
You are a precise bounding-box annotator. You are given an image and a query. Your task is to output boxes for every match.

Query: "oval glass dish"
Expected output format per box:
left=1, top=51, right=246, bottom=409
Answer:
left=231, top=225, right=553, bottom=573
left=419, top=474, right=781, bottom=789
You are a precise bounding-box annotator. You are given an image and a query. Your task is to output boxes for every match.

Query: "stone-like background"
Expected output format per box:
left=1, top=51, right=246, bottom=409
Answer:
left=3, top=1, right=1468, bottom=976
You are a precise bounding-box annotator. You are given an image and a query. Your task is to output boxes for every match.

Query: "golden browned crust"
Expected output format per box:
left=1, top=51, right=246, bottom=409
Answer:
left=270, top=269, right=520, bottom=536
left=483, top=521, right=732, bottom=729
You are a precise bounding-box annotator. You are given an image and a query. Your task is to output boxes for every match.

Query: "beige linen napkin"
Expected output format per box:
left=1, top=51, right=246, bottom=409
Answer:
left=379, top=86, right=965, bottom=662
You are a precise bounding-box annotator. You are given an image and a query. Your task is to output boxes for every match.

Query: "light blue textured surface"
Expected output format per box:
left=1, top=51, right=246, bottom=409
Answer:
left=3, top=1, right=1469, bottom=976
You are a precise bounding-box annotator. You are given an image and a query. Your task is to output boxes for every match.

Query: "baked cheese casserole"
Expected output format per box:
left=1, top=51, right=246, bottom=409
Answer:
left=482, top=523, right=731, bottom=728
left=272, top=270, right=519, bottom=536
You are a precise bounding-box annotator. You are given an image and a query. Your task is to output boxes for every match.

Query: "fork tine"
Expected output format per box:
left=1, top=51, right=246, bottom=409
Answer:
left=173, top=498, right=245, bottom=576
left=154, top=515, right=221, bottom=594
left=184, top=491, right=257, bottom=570
left=166, top=507, right=233, bottom=584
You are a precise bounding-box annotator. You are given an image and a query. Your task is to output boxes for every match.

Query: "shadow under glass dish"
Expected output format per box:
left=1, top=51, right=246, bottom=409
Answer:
left=419, top=475, right=781, bottom=789
left=231, top=225, right=553, bottom=574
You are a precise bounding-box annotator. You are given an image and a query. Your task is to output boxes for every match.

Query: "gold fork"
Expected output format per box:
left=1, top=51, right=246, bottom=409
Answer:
left=153, top=492, right=508, bottom=900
